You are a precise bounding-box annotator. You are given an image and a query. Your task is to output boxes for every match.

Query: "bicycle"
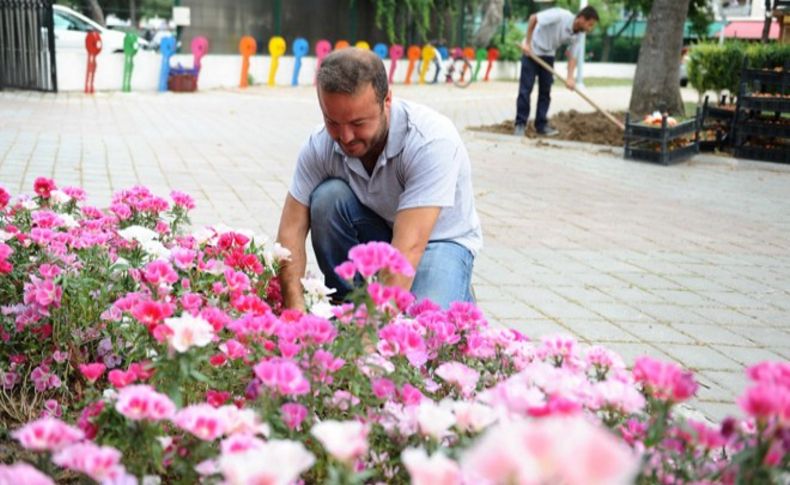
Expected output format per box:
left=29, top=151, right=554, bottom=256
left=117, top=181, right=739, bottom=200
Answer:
left=418, top=45, right=474, bottom=88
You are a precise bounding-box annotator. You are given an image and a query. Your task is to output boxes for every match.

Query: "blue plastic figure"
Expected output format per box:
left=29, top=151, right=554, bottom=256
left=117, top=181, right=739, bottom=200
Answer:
left=158, top=36, right=177, bottom=92
left=291, top=38, right=309, bottom=86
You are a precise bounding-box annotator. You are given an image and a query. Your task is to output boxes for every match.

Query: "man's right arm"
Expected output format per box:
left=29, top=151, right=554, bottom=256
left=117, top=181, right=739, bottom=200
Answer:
left=276, top=193, right=310, bottom=311
left=522, top=14, right=537, bottom=56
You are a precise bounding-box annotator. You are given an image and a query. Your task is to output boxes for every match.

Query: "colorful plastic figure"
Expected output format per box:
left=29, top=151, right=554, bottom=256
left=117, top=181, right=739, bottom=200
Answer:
left=84, top=31, right=101, bottom=94
left=388, top=44, right=404, bottom=84
left=191, top=36, right=209, bottom=72
left=314, top=40, right=332, bottom=84
left=122, top=32, right=137, bottom=92
left=158, top=36, right=176, bottom=92
left=334, top=40, right=350, bottom=50
left=268, top=36, right=286, bottom=86
left=354, top=41, right=370, bottom=50
left=373, top=43, right=388, bottom=60
left=291, top=38, right=309, bottom=86
left=238, top=36, right=257, bottom=88
left=472, top=48, right=487, bottom=82
left=404, top=45, right=421, bottom=85
left=484, top=48, right=499, bottom=82
left=418, top=45, right=435, bottom=85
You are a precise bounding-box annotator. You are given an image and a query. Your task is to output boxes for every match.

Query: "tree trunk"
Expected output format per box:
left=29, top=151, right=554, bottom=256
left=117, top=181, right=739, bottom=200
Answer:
left=85, top=0, right=105, bottom=27
left=602, top=36, right=612, bottom=62
left=473, top=0, right=504, bottom=47
left=628, top=0, right=691, bottom=117
left=129, top=0, right=138, bottom=27
left=762, top=0, right=774, bottom=42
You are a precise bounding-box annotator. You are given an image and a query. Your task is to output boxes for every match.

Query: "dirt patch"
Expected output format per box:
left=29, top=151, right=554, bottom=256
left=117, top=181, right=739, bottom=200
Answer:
left=469, top=110, right=627, bottom=147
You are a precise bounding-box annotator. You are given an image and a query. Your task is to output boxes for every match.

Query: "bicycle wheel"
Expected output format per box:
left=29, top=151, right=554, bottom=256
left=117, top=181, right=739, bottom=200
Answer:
left=450, top=58, right=473, bottom=88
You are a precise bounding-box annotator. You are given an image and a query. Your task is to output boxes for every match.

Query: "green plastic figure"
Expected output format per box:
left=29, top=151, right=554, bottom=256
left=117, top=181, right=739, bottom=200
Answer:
left=472, top=48, right=487, bottom=82
left=122, top=33, right=138, bottom=92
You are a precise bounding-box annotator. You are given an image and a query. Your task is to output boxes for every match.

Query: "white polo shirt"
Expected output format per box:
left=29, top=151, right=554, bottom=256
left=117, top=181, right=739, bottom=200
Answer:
left=289, top=98, right=483, bottom=255
left=531, top=7, right=583, bottom=59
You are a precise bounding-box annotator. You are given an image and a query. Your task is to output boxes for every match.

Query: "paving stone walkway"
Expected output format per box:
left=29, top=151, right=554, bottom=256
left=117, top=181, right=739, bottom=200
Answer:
left=2, top=82, right=789, bottom=421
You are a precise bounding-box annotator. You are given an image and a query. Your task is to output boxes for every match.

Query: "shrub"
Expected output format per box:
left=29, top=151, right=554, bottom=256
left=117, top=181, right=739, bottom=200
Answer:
left=688, top=41, right=790, bottom=96
left=0, top=180, right=788, bottom=484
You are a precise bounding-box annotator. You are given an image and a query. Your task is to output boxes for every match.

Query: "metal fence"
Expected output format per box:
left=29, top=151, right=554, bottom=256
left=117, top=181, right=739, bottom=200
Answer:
left=0, top=0, right=57, bottom=91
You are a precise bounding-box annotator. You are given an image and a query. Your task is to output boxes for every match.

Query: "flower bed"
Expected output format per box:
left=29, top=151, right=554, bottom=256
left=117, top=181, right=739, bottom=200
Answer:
left=0, top=179, right=788, bottom=484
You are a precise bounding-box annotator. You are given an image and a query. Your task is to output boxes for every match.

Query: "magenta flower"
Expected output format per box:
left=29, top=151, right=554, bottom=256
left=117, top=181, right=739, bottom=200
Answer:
left=253, top=358, right=311, bottom=397
left=738, top=383, right=790, bottom=422
left=78, top=363, right=106, bottom=384
left=142, top=260, right=179, bottom=287
left=281, top=402, right=309, bottom=431
left=746, top=361, right=790, bottom=387
left=115, top=384, right=176, bottom=421
left=371, top=377, right=397, bottom=400
left=345, top=241, right=415, bottom=279
left=0, top=186, right=10, bottom=209
left=170, top=190, right=196, bottom=210
left=0, top=463, right=55, bottom=484
left=12, top=417, right=84, bottom=452
left=33, top=176, right=56, bottom=198
left=632, top=356, right=698, bottom=403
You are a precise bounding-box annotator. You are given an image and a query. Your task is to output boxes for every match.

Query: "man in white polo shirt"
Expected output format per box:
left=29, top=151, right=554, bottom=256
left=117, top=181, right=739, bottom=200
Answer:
left=514, top=6, right=598, bottom=137
left=276, top=48, right=482, bottom=310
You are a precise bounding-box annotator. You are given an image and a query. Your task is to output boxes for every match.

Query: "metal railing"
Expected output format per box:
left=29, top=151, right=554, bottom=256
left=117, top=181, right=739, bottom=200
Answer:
left=0, top=0, right=57, bottom=92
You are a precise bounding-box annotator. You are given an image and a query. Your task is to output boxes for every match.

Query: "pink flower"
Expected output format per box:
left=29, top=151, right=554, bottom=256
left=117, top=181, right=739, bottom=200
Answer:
left=34, top=177, right=56, bottom=198
left=164, top=314, right=215, bottom=353
left=115, top=384, right=176, bottom=421
left=79, top=363, right=106, bottom=384
left=311, top=420, right=369, bottom=464
left=738, top=384, right=790, bottom=422
left=52, top=442, right=126, bottom=482
left=435, top=362, right=480, bottom=397
left=253, top=358, right=311, bottom=397
left=142, top=260, right=179, bottom=287
left=0, top=186, right=10, bottom=209
left=632, top=356, right=698, bottom=403
left=372, top=377, right=396, bottom=400
left=12, top=417, right=84, bottom=451
left=345, top=241, right=415, bottom=279
left=400, top=383, right=425, bottom=405
left=451, top=401, right=497, bottom=433
left=592, top=379, right=646, bottom=415
left=219, top=440, right=314, bottom=485
left=173, top=404, right=229, bottom=441
left=281, top=403, right=309, bottom=431
left=30, top=365, right=61, bottom=392
left=402, top=448, right=461, bottom=485
left=0, top=463, right=55, bottom=484
left=0, top=243, right=13, bottom=275
left=417, top=400, right=456, bottom=440
left=108, top=369, right=137, bottom=388
left=334, top=261, right=356, bottom=280
left=170, top=247, right=197, bottom=270
left=170, top=190, right=196, bottom=210
left=224, top=268, right=251, bottom=293
left=747, top=361, right=790, bottom=387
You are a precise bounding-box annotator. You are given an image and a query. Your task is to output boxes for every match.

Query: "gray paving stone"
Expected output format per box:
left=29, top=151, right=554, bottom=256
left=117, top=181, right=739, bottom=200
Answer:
left=660, top=344, right=742, bottom=371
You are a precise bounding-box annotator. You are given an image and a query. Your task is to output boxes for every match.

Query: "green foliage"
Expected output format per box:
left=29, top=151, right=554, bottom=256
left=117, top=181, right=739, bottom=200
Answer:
left=491, top=20, right=524, bottom=62
left=687, top=42, right=790, bottom=95
left=370, top=0, right=478, bottom=45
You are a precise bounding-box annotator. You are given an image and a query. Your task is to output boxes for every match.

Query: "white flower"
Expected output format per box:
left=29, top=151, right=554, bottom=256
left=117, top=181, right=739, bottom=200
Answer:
left=309, top=300, right=335, bottom=319
left=402, top=447, right=461, bottom=485
left=264, top=242, right=292, bottom=266
left=219, top=439, right=314, bottom=485
left=311, top=420, right=369, bottom=464
left=451, top=400, right=497, bottom=433
left=0, top=230, right=13, bottom=242
left=117, top=225, right=159, bottom=244
left=164, top=314, right=215, bottom=353
left=192, top=226, right=216, bottom=246
left=20, top=198, right=37, bottom=210
left=416, top=400, right=456, bottom=440
left=49, top=189, right=72, bottom=204
left=59, top=213, right=79, bottom=229
left=300, top=276, right=336, bottom=298
left=141, top=240, right=171, bottom=260
left=102, top=389, right=118, bottom=401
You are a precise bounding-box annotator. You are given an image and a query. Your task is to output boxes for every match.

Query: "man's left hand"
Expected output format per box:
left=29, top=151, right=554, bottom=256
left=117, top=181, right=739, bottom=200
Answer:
left=566, top=77, right=576, bottom=91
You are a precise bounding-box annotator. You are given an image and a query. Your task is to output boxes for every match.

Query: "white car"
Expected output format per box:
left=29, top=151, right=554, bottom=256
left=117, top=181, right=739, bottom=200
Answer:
left=52, top=5, right=148, bottom=53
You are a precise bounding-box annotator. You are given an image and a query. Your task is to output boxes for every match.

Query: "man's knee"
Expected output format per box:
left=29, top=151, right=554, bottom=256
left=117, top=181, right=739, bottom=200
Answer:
left=309, top=178, right=353, bottom=220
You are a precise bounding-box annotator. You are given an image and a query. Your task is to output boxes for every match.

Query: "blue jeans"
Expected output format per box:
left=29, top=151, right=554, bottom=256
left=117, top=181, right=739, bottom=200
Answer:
left=515, top=54, right=554, bottom=132
left=309, top=179, right=474, bottom=309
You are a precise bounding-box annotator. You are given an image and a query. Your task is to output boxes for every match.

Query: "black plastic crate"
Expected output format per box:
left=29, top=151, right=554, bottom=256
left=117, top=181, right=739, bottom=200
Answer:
left=698, top=129, right=729, bottom=152
left=737, top=118, right=790, bottom=138
left=625, top=117, right=698, bottom=140
left=625, top=141, right=699, bottom=165
left=705, top=105, right=737, bottom=121
left=735, top=145, right=790, bottom=164
left=740, top=95, right=790, bottom=113
left=741, top=68, right=790, bottom=88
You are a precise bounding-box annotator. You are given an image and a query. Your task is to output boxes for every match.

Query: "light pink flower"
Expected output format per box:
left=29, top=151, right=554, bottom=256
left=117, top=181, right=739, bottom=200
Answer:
left=311, top=420, right=369, bottom=464
left=451, top=400, right=497, bottom=433
left=12, top=417, right=84, bottom=451
left=164, top=314, right=215, bottom=353
left=170, top=190, right=196, bottom=210
left=416, top=400, right=456, bottom=440
left=142, top=260, right=179, bottom=287
left=115, top=384, right=176, bottom=421
left=0, top=462, right=55, bottom=484
left=219, top=439, right=314, bottom=485
left=402, top=448, right=461, bottom=485
left=220, top=433, right=266, bottom=455
left=592, top=378, right=646, bottom=415
left=436, top=362, right=480, bottom=397
left=170, top=247, right=197, bottom=270
left=173, top=404, right=229, bottom=441
left=633, top=356, right=698, bottom=403
left=79, top=363, right=106, bottom=384
left=281, top=403, right=309, bottom=431
left=372, top=377, right=396, bottom=400
left=345, top=241, right=415, bottom=278
left=52, top=442, right=125, bottom=482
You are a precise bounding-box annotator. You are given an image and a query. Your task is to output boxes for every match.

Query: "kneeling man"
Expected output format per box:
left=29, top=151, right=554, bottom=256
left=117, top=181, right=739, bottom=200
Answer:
left=276, top=48, right=482, bottom=310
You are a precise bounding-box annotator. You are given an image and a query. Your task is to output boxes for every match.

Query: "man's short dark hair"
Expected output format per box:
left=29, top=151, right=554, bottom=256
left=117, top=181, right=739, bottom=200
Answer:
left=317, top=48, right=389, bottom=105
left=578, top=6, right=599, bottom=21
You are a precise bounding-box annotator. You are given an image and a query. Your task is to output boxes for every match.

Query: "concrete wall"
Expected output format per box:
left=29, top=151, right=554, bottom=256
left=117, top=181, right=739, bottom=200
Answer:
left=56, top=49, right=637, bottom=92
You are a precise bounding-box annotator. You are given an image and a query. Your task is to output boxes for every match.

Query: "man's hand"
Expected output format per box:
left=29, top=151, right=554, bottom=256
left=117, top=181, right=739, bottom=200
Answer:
left=521, top=41, right=532, bottom=57
left=565, top=77, right=576, bottom=91
left=389, top=206, right=441, bottom=290
left=276, top=194, right=310, bottom=311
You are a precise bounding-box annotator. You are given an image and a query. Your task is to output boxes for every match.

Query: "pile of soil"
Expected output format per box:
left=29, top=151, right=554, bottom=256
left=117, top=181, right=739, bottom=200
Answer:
left=470, top=110, right=627, bottom=147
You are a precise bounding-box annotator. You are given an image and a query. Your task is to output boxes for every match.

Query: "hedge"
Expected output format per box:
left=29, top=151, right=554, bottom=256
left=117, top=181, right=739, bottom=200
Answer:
left=687, top=41, right=790, bottom=95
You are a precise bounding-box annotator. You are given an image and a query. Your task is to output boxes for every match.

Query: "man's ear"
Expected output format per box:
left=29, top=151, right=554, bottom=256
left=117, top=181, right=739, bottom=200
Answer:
left=384, top=88, right=393, bottom=110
